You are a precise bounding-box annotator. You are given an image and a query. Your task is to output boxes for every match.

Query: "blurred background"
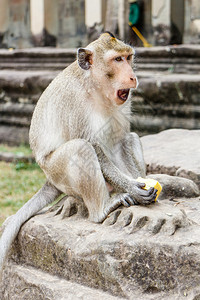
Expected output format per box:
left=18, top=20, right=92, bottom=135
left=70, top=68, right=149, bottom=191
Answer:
left=0, top=0, right=200, bottom=223
left=0, top=0, right=200, bottom=48
left=0, top=0, right=199, bottom=144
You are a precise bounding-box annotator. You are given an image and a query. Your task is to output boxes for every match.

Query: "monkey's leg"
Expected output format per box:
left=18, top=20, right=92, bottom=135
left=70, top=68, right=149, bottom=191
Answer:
left=43, top=139, right=130, bottom=223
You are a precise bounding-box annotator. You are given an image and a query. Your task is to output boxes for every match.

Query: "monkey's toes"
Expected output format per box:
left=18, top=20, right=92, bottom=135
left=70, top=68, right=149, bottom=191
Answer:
left=103, top=209, right=122, bottom=226
left=60, top=196, right=79, bottom=218
left=48, top=196, right=88, bottom=219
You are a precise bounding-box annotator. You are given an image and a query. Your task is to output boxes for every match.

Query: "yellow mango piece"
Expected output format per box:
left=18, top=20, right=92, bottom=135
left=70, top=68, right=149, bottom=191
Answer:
left=136, top=177, right=162, bottom=201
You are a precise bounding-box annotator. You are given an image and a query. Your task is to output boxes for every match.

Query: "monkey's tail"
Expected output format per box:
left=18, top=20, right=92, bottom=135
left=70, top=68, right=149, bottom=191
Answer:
left=0, top=182, right=61, bottom=277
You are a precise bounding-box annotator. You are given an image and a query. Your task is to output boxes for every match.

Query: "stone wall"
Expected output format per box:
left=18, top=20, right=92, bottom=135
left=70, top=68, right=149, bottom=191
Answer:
left=133, top=45, right=200, bottom=135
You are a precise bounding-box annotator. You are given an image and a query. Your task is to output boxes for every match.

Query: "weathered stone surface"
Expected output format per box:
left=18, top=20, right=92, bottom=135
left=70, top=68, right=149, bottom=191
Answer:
left=136, top=45, right=200, bottom=73
left=1, top=45, right=199, bottom=72
left=0, top=70, right=57, bottom=100
left=133, top=73, right=200, bottom=135
left=136, top=73, right=200, bottom=105
left=1, top=197, right=200, bottom=300
left=133, top=46, right=200, bottom=134
left=1, top=263, right=123, bottom=300
left=0, top=48, right=76, bottom=70
left=141, top=129, right=200, bottom=188
left=0, top=70, right=57, bottom=145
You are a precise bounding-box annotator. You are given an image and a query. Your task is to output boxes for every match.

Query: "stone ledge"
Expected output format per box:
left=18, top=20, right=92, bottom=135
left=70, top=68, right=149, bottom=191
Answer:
left=1, top=263, right=123, bottom=300
left=0, top=45, right=199, bottom=143
left=141, top=129, right=200, bottom=188
left=0, top=125, right=29, bottom=146
left=0, top=48, right=77, bottom=71
left=2, top=200, right=200, bottom=300
left=136, top=44, right=200, bottom=58
left=135, top=72, right=200, bottom=104
left=0, top=45, right=200, bottom=72
left=0, top=70, right=58, bottom=101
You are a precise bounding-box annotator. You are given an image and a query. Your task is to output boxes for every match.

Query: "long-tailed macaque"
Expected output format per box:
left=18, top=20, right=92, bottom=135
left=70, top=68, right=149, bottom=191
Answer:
left=0, top=32, right=157, bottom=276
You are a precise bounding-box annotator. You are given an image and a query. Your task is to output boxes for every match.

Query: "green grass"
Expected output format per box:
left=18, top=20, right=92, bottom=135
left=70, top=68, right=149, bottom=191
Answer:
left=0, top=161, right=46, bottom=226
left=0, top=144, right=32, bottom=156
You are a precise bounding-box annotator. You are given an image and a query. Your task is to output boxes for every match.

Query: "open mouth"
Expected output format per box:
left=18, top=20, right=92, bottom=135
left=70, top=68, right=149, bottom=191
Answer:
left=117, top=89, right=130, bottom=102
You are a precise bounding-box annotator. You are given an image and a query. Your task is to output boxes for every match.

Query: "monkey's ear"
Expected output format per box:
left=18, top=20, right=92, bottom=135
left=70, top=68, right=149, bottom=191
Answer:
left=77, top=48, right=93, bottom=70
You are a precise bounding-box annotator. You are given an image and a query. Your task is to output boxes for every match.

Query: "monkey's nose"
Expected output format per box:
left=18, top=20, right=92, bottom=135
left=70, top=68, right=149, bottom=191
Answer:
left=130, top=77, right=137, bottom=88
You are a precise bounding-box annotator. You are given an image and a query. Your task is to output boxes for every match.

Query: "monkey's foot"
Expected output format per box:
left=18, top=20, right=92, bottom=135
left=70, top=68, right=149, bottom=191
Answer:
left=48, top=196, right=89, bottom=219
left=99, top=193, right=139, bottom=223
left=103, top=202, right=191, bottom=236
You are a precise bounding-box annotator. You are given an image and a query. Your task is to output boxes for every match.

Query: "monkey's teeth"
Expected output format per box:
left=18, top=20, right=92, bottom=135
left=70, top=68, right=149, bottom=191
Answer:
left=117, top=89, right=130, bottom=101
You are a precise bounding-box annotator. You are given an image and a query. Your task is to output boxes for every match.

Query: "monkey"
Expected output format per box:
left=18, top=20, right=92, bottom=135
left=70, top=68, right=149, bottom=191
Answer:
left=0, top=32, right=157, bottom=276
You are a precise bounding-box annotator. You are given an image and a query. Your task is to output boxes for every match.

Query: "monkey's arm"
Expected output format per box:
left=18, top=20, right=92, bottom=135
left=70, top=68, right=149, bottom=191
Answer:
left=93, top=144, right=157, bottom=204
left=0, top=182, right=61, bottom=278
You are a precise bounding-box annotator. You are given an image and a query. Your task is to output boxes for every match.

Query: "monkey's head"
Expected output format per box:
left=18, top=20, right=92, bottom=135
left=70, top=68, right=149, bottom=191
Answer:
left=77, top=33, right=138, bottom=106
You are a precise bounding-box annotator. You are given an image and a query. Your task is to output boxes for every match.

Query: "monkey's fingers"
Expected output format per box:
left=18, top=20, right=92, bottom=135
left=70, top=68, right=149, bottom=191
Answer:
left=136, top=182, right=146, bottom=189
left=144, top=187, right=157, bottom=198
left=143, top=189, right=158, bottom=202
left=137, top=187, right=154, bottom=197
left=136, top=188, right=158, bottom=205
left=120, top=193, right=137, bottom=207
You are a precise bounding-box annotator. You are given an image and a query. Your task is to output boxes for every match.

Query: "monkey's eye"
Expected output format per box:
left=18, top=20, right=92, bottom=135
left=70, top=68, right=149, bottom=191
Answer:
left=115, top=56, right=123, bottom=62
left=127, top=54, right=133, bottom=61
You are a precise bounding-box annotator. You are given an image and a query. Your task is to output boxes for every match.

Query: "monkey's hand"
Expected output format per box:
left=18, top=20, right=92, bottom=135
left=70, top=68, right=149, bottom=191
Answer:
left=93, top=143, right=157, bottom=205
left=128, top=181, right=158, bottom=205
left=113, top=193, right=138, bottom=207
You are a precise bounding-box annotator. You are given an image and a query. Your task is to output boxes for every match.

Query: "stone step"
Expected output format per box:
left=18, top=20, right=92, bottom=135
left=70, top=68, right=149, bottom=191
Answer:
left=0, top=125, right=29, bottom=145
left=132, top=72, right=200, bottom=134
left=141, top=129, right=200, bottom=189
left=0, top=45, right=199, bottom=144
left=0, top=45, right=200, bottom=73
left=0, top=263, right=123, bottom=300
left=3, top=203, right=200, bottom=300
left=136, top=72, right=200, bottom=105
left=0, top=69, right=199, bottom=144
left=0, top=70, right=199, bottom=105
left=0, top=48, right=77, bottom=71
left=135, top=45, right=200, bottom=73
left=0, top=69, right=57, bottom=103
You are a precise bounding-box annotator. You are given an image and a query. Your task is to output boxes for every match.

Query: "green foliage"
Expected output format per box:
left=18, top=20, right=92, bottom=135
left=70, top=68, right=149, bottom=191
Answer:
left=0, top=160, right=46, bottom=226
left=15, top=161, right=40, bottom=171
